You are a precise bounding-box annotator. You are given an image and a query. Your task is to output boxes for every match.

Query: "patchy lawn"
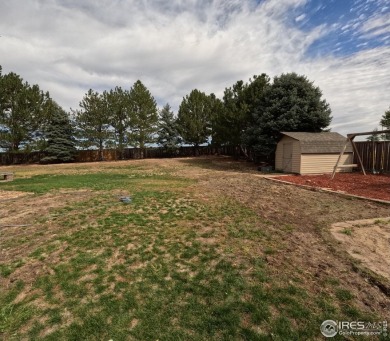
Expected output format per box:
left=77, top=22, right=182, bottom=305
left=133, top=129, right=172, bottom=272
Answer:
left=1, top=157, right=390, bottom=340
left=273, top=172, right=390, bottom=202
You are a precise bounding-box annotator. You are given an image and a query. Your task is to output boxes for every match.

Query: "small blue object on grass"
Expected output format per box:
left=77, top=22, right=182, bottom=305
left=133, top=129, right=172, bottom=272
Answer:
left=119, top=196, right=132, bottom=204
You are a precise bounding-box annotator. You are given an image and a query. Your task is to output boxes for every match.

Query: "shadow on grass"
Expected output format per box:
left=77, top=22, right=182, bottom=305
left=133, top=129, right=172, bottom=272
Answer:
left=177, top=156, right=258, bottom=173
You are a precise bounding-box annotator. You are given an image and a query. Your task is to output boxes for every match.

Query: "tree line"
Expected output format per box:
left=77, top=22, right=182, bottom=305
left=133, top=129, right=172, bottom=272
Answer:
left=1, top=65, right=333, bottom=163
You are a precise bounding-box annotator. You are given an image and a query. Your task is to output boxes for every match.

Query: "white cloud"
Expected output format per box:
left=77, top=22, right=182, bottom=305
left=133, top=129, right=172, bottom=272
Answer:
left=306, top=47, right=390, bottom=134
left=360, top=11, right=390, bottom=38
left=0, top=0, right=389, bottom=138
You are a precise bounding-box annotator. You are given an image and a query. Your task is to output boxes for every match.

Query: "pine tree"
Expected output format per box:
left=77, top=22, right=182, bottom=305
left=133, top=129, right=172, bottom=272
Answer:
left=380, top=107, right=390, bottom=140
left=41, top=102, right=76, bottom=163
left=104, top=87, right=130, bottom=159
left=74, top=89, right=112, bottom=161
left=0, top=68, right=49, bottom=153
left=176, top=89, right=212, bottom=148
left=244, top=73, right=332, bottom=158
left=128, top=80, right=158, bottom=158
left=366, top=128, right=380, bottom=141
left=157, top=103, right=181, bottom=154
left=214, top=74, right=269, bottom=150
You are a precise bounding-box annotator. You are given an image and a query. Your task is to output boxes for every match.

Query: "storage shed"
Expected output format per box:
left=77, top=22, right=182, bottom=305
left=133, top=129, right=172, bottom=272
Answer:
left=275, top=132, right=354, bottom=174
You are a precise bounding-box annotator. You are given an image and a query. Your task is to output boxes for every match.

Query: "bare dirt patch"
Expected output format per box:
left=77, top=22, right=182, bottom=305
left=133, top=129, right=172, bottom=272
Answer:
left=331, top=218, right=390, bottom=282
left=1, top=185, right=101, bottom=336
left=0, top=189, right=33, bottom=202
left=0, top=189, right=94, bottom=281
left=195, top=171, right=390, bottom=317
left=273, top=172, right=390, bottom=202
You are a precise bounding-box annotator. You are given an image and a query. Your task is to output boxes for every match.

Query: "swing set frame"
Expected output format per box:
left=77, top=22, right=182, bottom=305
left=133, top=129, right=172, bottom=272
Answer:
left=331, top=129, right=390, bottom=180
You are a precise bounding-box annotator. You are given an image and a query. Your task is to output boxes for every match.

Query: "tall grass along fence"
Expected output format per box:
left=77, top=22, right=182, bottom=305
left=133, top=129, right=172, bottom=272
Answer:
left=0, top=146, right=239, bottom=165
left=354, top=141, right=390, bottom=173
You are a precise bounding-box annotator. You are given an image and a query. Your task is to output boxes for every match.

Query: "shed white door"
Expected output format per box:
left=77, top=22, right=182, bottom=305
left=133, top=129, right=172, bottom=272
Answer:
left=282, top=143, right=293, bottom=172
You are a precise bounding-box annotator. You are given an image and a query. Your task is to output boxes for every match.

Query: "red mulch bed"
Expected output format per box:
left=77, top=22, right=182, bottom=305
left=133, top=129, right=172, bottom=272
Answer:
left=273, top=172, right=390, bottom=202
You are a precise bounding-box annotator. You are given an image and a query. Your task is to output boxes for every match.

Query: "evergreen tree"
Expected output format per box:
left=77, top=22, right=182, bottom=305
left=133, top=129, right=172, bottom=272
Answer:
left=209, top=93, right=224, bottom=146
left=74, top=89, right=112, bottom=161
left=41, top=101, right=76, bottom=163
left=244, top=73, right=332, bottom=158
left=156, top=103, right=181, bottom=154
left=366, top=128, right=380, bottom=141
left=128, top=80, right=158, bottom=158
left=380, top=107, right=390, bottom=140
left=104, top=87, right=130, bottom=159
left=213, top=74, right=269, bottom=156
left=177, top=89, right=212, bottom=148
left=0, top=67, right=49, bottom=153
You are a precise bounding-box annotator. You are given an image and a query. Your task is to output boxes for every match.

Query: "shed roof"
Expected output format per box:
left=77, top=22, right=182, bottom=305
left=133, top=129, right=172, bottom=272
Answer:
left=280, top=132, right=353, bottom=153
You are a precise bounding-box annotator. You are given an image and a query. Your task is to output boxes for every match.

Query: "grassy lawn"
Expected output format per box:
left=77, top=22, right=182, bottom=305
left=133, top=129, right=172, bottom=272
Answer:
left=0, top=158, right=389, bottom=340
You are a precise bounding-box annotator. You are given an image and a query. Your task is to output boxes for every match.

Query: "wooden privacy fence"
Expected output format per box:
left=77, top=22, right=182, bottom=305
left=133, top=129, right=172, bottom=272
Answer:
left=353, top=141, right=390, bottom=173
left=0, top=151, right=45, bottom=165
left=0, top=145, right=239, bottom=165
left=75, top=146, right=237, bottom=162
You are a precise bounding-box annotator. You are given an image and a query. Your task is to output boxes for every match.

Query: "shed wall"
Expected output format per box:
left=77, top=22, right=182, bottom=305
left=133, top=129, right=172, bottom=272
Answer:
left=300, top=153, right=353, bottom=174
left=275, top=136, right=301, bottom=173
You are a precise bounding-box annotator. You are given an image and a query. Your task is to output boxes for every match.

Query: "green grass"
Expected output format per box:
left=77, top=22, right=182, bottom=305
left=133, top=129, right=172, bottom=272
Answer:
left=0, top=162, right=383, bottom=340
left=0, top=172, right=191, bottom=194
left=341, top=228, right=353, bottom=236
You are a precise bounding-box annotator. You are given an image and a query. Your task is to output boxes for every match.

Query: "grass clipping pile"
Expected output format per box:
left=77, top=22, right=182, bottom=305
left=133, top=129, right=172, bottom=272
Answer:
left=331, top=217, right=390, bottom=282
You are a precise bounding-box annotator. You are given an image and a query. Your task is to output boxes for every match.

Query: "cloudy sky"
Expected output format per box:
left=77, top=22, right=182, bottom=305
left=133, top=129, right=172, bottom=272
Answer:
left=0, top=0, right=389, bottom=137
